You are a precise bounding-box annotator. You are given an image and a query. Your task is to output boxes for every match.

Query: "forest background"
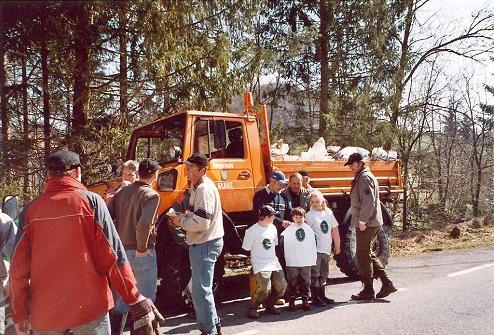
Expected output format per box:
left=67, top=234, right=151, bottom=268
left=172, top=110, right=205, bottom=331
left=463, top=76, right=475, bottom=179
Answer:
left=0, top=0, right=493, bottom=232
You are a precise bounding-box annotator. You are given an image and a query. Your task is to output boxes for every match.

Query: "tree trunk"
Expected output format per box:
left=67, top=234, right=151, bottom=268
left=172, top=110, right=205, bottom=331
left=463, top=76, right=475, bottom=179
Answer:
left=402, top=157, right=409, bottom=231
left=0, top=5, right=7, bottom=156
left=22, top=49, right=30, bottom=200
left=72, top=5, right=91, bottom=163
left=389, top=0, right=414, bottom=148
left=41, top=37, right=51, bottom=163
left=119, top=3, right=128, bottom=125
left=318, top=0, right=330, bottom=139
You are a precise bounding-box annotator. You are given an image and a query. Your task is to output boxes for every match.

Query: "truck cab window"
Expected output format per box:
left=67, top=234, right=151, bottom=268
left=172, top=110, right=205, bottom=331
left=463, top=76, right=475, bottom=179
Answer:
left=134, top=114, right=185, bottom=163
left=194, top=119, right=244, bottom=159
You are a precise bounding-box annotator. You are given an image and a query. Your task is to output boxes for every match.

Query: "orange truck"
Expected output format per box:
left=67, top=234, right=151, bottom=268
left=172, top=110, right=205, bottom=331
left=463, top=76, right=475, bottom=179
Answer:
left=89, top=93, right=403, bottom=310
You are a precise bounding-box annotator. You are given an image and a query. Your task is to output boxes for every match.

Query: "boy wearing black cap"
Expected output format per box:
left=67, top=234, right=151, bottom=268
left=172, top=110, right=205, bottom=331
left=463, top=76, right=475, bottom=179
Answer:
left=242, top=205, right=287, bottom=319
left=107, top=158, right=161, bottom=332
left=345, top=152, right=397, bottom=300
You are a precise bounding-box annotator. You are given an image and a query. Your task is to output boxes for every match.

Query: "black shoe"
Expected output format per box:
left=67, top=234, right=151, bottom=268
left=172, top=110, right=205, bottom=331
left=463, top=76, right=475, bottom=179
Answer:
left=265, top=305, right=281, bottom=315
left=319, top=287, right=335, bottom=304
left=247, top=308, right=260, bottom=319
left=376, top=281, right=397, bottom=299
left=301, top=299, right=312, bottom=311
left=351, top=281, right=375, bottom=301
left=312, top=295, right=327, bottom=307
left=351, top=291, right=375, bottom=301
left=310, top=287, right=326, bottom=307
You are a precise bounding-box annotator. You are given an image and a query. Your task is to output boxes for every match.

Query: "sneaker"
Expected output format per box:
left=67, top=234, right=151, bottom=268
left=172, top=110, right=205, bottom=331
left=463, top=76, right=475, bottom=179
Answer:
left=376, top=282, right=398, bottom=299
left=288, top=300, right=297, bottom=312
left=274, top=298, right=285, bottom=306
left=265, top=305, right=281, bottom=315
left=247, top=308, right=259, bottom=319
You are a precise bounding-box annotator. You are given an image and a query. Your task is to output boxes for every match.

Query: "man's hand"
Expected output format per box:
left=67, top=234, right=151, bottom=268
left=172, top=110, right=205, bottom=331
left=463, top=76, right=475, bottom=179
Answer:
left=282, top=220, right=291, bottom=228
left=136, top=250, right=152, bottom=258
left=129, top=298, right=165, bottom=333
left=169, top=215, right=180, bottom=226
left=358, top=221, right=367, bottom=231
left=14, top=320, right=30, bottom=335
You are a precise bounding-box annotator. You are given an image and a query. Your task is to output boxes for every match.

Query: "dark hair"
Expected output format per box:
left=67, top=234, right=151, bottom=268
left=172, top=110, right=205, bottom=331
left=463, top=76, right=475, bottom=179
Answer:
left=291, top=207, right=306, bottom=217
left=47, top=169, right=75, bottom=177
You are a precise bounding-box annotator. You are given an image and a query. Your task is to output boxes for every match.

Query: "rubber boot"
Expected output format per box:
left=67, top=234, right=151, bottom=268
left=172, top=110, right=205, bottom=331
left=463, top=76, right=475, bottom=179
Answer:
left=301, top=297, right=312, bottom=311
left=319, top=286, right=335, bottom=305
left=288, top=298, right=297, bottom=311
left=109, top=312, right=128, bottom=335
left=376, top=273, right=397, bottom=299
left=351, top=280, right=375, bottom=301
left=310, top=286, right=326, bottom=307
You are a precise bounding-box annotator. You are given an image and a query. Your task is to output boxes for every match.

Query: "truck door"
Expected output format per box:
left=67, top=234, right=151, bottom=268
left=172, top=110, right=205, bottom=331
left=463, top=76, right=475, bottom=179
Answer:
left=192, top=117, right=255, bottom=214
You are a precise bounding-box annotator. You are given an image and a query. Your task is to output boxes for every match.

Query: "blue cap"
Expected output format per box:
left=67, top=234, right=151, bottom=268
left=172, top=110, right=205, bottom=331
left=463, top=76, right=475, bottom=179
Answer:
left=271, top=171, right=288, bottom=185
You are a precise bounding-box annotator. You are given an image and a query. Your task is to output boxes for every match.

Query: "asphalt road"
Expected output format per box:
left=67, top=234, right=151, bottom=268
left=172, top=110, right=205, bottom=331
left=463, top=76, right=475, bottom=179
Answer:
left=153, top=247, right=494, bottom=335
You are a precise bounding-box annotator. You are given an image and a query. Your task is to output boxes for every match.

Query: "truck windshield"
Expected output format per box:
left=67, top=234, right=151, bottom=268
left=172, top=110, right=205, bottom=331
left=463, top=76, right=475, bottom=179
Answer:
left=133, top=114, right=185, bottom=164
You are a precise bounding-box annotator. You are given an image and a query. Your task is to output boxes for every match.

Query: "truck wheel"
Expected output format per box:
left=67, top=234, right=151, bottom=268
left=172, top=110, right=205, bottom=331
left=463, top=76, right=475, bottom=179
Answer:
left=335, top=204, right=391, bottom=279
left=155, top=215, right=191, bottom=314
left=155, top=212, right=235, bottom=313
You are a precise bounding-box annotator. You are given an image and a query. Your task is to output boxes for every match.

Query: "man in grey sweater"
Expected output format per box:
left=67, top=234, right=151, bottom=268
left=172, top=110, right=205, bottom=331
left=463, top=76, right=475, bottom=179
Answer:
left=170, top=153, right=224, bottom=335
left=345, top=152, right=397, bottom=301
left=107, top=158, right=161, bottom=334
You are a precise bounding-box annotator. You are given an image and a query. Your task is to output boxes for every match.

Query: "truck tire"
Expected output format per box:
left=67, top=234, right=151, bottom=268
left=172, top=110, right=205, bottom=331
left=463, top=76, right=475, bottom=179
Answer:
left=155, top=211, right=238, bottom=313
left=335, top=203, right=391, bottom=279
left=155, top=215, right=192, bottom=313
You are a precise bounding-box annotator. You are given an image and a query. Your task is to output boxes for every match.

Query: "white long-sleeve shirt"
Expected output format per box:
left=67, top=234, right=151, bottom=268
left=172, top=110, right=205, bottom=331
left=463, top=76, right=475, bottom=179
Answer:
left=179, top=176, right=224, bottom=245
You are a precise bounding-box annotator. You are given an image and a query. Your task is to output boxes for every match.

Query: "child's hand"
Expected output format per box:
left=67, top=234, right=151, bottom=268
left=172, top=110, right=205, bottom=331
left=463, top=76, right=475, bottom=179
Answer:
left=282, top=220, right=291, bottom=228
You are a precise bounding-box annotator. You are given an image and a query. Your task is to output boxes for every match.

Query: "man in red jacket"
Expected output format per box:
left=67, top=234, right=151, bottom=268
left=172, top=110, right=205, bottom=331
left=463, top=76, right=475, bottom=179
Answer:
left=9, top=150, right=163, bottom=335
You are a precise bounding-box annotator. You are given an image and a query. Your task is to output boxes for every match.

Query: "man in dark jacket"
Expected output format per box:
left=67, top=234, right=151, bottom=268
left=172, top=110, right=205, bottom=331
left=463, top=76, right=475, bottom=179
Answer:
left=10, top=150, right=162, bottom=335
left=252, top=171, right=292, bottom=233
left=282, top=173, right=310, bottom=210
left=345, top=152, right=397, bottom=300
left=107, top=158, right=161, bottom=334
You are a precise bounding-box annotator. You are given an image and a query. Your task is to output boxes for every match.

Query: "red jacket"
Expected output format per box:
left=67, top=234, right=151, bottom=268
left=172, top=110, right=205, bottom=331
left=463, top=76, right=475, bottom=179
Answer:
left=10, top=176, right=140, bottom=331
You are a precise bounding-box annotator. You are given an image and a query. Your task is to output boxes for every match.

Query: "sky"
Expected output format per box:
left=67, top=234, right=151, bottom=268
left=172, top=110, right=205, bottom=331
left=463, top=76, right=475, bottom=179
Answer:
left=411, top=0, right=493, bottom=102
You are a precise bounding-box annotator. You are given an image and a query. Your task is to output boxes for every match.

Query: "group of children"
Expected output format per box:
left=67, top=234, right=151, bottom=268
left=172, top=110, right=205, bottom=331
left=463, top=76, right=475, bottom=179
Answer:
left=242, top=190, right=341, bottom=319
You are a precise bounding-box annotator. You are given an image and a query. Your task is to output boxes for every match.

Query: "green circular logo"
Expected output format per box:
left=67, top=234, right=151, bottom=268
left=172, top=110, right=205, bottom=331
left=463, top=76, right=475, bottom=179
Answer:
left=296, top=228, right=305, bottom=242
left=320, top=220, right=329, bottom=234
left=262, top=238, right=272, bottom=250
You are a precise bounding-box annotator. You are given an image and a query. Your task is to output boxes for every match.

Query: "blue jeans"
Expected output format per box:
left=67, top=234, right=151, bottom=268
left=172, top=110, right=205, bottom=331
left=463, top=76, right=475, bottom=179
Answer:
left=114, top=249, right=157, bottom=313
left=189, top=238, right=223, bottom=335
left=33, top=313, right=109, bottom=335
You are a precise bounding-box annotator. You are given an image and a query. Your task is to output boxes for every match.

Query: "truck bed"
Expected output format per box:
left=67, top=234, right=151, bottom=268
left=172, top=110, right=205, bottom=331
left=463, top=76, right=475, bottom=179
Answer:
left=271, top=159, right=402, bottom=199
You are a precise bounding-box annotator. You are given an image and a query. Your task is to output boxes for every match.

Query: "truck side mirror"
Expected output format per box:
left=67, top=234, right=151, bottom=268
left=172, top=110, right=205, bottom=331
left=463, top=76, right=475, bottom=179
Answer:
left=2, top=195, right=20, bottom=219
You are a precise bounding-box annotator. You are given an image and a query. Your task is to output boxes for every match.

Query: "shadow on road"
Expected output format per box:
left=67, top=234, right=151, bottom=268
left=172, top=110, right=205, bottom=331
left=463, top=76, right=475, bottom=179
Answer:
left=159, top=273, right=372, bottom=333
